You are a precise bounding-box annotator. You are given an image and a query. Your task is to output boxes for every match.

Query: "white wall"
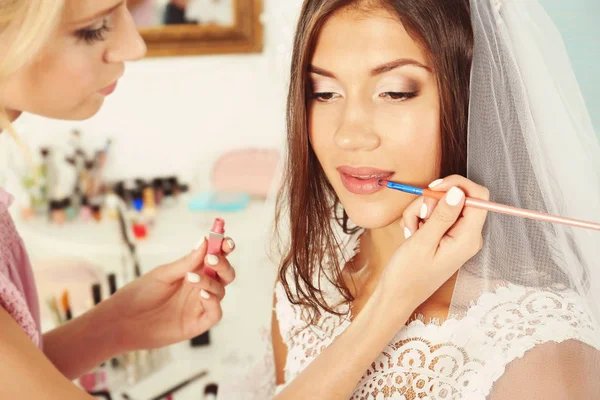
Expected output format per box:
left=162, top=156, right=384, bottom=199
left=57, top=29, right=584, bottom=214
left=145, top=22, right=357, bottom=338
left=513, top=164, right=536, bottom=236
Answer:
left=14, top=0, right=302, bottom=189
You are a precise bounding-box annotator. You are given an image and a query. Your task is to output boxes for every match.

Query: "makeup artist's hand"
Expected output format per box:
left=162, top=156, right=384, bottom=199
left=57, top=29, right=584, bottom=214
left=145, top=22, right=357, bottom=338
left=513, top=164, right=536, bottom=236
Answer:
left=376, top=175, right=489, bottom=317
left=107, top=237, right=236, bottom=351
left=400, top=175, right=489, bottom=236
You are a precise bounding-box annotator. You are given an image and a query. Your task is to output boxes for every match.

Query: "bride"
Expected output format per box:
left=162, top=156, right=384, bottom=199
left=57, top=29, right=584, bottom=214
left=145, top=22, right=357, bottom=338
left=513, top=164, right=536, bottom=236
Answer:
left=221, top=0, right=600, bottom=398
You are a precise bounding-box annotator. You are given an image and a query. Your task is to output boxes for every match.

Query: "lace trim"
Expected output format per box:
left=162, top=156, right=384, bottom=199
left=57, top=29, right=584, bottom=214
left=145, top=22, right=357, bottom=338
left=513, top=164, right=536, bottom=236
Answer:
left=351, top=286, right=599, bottom=399
left=276, top=282, right=600, bottom=399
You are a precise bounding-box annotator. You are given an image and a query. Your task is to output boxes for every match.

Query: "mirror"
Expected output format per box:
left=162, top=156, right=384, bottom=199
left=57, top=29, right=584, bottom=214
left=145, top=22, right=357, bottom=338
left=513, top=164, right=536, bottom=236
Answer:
left=129, top=0, right=263, bottom=57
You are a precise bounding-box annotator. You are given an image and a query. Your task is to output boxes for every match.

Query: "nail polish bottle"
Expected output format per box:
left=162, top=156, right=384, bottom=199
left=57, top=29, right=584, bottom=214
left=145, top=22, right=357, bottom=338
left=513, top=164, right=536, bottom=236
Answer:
left=49, top=200, right=61, bottom=224
left=142, top=186, right=157, bottom=224
left=132, top=221, right=148, bottom=239
left=191, top=330, right=210, bottom=346
left=38, top=148, right=50, bottom=207
left=203, top=383, right=218, bottom=400
left=123, top=180, right=137, bottom=208
left=90, top=197, right=103, bottom=222
left=79, top=196, right=92, bottom=221
left=50, top=199, right=67, bottom=224
left=161, top=182, right=177, bottom=207
left=82, top=160, right=94, bottom=197
left=113, top=181, right=125, bottom=198
left=152, top=178, right=164, bottom=206
left=132, top=189, right=144, bottom=213
left=134, top=178, right=147, bottom=190
left=167, top=176, right=179, bottom=197
left=104, top=192, right=120, bottom=220
left=64, top=198, right=77, bottom=220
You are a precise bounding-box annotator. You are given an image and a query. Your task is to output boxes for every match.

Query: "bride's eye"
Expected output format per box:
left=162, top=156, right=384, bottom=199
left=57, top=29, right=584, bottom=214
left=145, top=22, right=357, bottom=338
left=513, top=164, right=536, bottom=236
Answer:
left=310, top=92, right=342, bottom=103
left=379, top=91, right=418, bottom=102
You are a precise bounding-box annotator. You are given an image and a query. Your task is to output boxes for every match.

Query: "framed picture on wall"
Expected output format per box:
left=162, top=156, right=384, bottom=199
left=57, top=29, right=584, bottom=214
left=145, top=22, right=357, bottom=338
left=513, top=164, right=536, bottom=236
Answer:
left=129, top=0, right=263, bottom=57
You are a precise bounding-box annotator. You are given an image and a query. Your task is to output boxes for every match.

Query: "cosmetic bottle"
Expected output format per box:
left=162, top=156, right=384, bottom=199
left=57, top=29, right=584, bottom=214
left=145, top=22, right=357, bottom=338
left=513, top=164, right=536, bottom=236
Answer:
left=203, top=383, right=218, bottom=400
left=191, top=218, right=225, bottom=347
left=152, top=178, right=164, bottom=206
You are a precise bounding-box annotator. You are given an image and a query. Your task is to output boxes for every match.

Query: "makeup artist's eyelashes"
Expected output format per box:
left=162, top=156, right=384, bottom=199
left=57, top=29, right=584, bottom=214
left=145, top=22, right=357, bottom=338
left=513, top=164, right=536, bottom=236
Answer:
left=76, top=16, right=112, bottom=44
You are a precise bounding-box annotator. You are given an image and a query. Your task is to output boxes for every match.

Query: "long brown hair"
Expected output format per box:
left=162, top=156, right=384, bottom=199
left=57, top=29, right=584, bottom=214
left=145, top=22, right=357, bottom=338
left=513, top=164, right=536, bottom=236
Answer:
left=276, top=0, right=474, bottom=318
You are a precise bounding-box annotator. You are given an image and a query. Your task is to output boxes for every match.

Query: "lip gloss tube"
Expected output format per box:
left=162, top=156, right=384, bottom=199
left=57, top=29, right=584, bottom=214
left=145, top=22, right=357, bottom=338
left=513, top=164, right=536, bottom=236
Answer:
left=190, top=218, right=225, bottom=348
left=204, top=218, right=225, bottom=280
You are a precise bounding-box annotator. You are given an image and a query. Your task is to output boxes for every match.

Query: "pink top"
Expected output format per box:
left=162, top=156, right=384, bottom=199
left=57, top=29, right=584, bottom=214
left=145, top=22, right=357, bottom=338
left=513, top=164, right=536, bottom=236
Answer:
left=130, top=0, right=157, bottom=26
left=0, top=188, right=42, bottom=348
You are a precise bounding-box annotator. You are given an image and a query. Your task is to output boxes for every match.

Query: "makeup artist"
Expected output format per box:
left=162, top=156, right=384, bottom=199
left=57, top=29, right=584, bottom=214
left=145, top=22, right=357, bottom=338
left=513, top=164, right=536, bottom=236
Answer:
left=0, top=1, right=236, bottom=398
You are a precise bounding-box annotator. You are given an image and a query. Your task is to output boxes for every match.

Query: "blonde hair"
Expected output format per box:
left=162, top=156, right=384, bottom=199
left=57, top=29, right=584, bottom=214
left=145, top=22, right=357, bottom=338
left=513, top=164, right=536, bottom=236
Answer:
left=0, top=0, right=64, bottom=165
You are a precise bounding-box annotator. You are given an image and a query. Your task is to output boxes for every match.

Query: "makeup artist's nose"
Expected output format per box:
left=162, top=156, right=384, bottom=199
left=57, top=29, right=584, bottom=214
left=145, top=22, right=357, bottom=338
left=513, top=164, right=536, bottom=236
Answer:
left=104, top=10, right=147, bottom=63
left=334, top=103, right=380, bottom=151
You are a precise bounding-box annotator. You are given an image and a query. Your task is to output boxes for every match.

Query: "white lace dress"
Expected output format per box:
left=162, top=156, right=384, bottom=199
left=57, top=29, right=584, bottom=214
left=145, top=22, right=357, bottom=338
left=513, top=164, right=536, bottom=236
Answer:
left=272, top=232, right=600, bottom=399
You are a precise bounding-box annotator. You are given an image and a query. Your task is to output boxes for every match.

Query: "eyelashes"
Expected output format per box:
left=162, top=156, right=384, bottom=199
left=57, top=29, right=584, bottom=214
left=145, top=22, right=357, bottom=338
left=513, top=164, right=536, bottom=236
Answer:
left=75, top=17, right=112, bottom=44
left=309, top=92, right=341, bottom=103
left=309, top=90, right=419, bottom=103
left=378, top=91, right=419, bottom=101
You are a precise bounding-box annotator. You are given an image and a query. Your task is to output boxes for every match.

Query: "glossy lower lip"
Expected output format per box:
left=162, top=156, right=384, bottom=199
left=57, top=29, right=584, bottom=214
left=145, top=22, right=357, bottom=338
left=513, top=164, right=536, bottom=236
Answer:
left=98, top=81, right=118, bottom=96
left=337, top=167, right=394, bottom=195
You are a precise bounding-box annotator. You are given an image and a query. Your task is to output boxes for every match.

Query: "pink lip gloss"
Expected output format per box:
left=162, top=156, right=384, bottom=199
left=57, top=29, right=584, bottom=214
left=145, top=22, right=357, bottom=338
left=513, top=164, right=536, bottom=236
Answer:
left=204, top=218, right=225, bottom=280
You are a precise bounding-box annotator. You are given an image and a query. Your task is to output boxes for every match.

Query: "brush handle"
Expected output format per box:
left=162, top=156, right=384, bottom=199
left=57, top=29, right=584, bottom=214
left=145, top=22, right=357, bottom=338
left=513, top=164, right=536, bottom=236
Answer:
left=149, top=370, right=208, bottom=400
left=422, top=189, right=600, bottom=231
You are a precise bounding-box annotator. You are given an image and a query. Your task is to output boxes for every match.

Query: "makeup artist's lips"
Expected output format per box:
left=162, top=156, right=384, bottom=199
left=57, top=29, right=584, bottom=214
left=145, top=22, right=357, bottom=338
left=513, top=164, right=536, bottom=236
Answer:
left=98, top=81, right=118, bottom=96
left=337, top=166, right=394, bottom=195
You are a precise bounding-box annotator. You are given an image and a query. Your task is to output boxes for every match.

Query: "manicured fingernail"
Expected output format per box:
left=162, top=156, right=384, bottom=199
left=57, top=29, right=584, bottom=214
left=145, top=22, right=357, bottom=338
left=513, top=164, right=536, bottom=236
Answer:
left=420, top=202, right=428, bottom=219
left=404, top=227, right=412, bottom=239
left=226, top=238, right=235, bottom=251
left=193, top=237, right=206, bottom=251
left=446, top=187, right=464, bottom=206
left=429, top=179, right=443, bottom=188
left=186, top=272, right=201, bottom=283
left=200, top=290, right=211, bottom=300
left=206, top=254, right=219, bottom=266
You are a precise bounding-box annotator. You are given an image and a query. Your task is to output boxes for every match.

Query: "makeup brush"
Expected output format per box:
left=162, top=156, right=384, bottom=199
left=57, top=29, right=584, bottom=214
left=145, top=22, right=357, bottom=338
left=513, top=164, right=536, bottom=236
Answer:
left=116, top=205, right=142, bottom=278
left=379, top=180, right=600, bottom=231
left=61, top=290, right=73, bottom=321
left=46, top=296, right=63, bottom=326
left=148, top=370, right=208, bottom=400
left=106, top=275, right=121, bottom=369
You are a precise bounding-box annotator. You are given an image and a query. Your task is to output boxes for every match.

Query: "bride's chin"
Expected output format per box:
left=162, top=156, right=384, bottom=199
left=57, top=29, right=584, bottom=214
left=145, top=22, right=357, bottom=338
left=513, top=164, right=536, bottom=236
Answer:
left=344, top=208, right=404, bottom=231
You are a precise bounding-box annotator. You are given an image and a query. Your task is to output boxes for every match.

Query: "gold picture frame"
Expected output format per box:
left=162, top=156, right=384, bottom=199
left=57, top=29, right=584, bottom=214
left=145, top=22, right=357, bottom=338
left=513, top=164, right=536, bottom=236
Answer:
left=137, top=0, right=263, bottom=58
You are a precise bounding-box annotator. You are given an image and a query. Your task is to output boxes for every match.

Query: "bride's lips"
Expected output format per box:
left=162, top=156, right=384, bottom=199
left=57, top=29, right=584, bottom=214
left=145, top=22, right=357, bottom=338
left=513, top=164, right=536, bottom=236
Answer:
left=337, top=166, right=394, bottom=195
left=98, top=81, right=118, bottom=96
